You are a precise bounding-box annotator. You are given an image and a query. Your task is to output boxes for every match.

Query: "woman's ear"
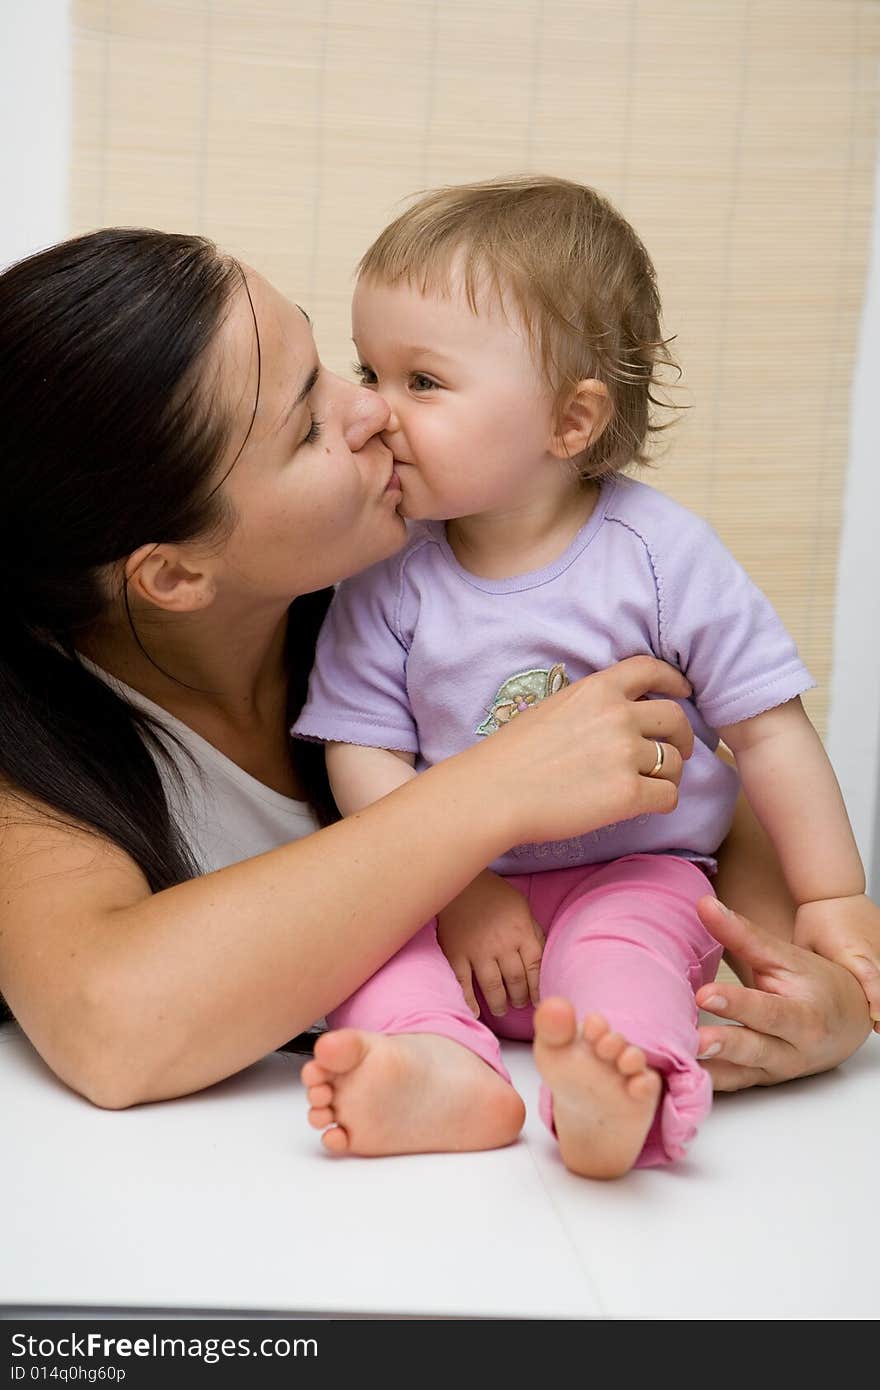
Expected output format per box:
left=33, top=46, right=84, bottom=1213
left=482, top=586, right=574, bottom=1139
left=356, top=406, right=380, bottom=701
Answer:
left=549, top=379, right=611, bottom=460
left=124, top=543, right=217, bottom=613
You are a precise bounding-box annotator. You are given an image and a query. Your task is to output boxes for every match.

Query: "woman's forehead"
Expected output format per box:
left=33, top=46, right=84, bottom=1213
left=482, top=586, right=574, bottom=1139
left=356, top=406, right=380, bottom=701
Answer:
left=215, top=273, right=314, bottom=429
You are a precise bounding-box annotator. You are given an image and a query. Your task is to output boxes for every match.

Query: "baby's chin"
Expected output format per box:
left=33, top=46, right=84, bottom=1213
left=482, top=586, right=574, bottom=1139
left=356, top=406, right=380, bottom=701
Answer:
left=395, top=495, right=441, bottom=524
left=396, top=492, right=458, bottom=526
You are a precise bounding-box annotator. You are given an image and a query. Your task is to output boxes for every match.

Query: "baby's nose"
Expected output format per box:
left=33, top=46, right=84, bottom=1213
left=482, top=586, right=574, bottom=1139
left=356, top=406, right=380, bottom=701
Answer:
left=345, top=385, right=390, bottom=452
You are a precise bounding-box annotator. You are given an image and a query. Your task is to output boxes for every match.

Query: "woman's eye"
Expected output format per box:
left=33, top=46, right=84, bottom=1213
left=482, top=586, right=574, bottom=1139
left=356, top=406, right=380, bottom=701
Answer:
left=353, top=361, right=377, bottom=386
left=411, top=373, right=439, bottom=392
left=303, top=416, right=323, bottom=445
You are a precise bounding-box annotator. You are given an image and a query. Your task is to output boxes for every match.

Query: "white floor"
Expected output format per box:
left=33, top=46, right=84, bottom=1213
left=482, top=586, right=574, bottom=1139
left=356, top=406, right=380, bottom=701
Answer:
left=2, top=1021, right=878, bottom=1320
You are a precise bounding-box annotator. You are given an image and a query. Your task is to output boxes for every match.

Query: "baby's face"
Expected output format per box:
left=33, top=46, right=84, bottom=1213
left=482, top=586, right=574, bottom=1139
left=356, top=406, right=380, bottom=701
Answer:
left=351, top=273, right=559, bottom=522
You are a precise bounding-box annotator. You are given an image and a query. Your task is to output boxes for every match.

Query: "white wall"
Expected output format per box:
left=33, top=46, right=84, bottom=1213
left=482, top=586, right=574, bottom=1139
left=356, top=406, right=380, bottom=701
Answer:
left=0, top=1, right=71, bottom=270
left=827, top=148, right=880, bottom=896
left=2, top=0, right=878, bottom=887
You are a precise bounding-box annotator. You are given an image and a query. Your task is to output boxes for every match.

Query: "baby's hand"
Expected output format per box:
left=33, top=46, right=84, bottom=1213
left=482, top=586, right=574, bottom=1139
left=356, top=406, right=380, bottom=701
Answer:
left=795, top=893, right=880, bottom=1032
left=437, top=869, right=545, bottom=1019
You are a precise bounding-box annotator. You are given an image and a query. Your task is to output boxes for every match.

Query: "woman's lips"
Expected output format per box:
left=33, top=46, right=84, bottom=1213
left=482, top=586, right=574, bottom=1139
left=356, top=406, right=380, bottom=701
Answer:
left=384, top=466, right=402, bottom=494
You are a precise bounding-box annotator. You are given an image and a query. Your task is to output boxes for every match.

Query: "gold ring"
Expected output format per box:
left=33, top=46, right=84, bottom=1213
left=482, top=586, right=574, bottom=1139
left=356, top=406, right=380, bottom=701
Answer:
left=647, top=740, right=665, bottom=777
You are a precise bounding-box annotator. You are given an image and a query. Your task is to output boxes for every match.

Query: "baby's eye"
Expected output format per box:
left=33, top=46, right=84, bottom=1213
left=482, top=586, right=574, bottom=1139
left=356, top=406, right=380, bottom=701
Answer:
left=352, top=361, right=377, bottom=386
left=410, top=373, right=440, bottom=392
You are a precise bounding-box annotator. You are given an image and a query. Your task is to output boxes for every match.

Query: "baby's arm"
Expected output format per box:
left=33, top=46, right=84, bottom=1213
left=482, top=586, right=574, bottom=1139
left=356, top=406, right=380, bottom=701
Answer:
left=326, top=742, right=545, bottom=1018
left=721, top=698, right=880, bottom=1027
left=326, top=742, right=417, bottom=814
left=436, top=872, right=544, bottom=1019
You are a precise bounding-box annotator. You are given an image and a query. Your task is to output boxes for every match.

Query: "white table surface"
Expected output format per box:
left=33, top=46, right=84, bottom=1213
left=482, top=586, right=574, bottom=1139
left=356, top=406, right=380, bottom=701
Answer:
left=2, top=1021, right=878, bottom=1320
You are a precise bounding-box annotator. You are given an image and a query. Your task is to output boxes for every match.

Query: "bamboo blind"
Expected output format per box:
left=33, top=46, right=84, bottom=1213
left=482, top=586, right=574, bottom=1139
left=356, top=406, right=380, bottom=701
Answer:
left=71, top=0, right=880, bottom=731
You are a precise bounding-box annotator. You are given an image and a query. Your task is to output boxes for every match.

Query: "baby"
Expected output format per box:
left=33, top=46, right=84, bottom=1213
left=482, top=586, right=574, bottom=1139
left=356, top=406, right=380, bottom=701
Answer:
left=294, top=176, right=879, bottom=1178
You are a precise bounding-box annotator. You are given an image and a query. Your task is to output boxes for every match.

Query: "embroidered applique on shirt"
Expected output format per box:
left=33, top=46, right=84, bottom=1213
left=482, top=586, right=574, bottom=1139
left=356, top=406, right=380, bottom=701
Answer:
left=476, top=663, right=570, bottom=736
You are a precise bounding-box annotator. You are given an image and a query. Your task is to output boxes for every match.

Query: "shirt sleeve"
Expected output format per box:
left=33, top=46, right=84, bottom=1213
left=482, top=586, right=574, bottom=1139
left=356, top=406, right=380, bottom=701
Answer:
left=291, top=556, right=419, bottom=752
left=654, top=512, right=815, bottom=729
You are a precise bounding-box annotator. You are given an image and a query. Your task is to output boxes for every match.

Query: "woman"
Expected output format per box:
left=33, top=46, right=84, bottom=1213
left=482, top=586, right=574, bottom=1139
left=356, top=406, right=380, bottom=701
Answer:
left=0, top=230, right=870, bottom=1128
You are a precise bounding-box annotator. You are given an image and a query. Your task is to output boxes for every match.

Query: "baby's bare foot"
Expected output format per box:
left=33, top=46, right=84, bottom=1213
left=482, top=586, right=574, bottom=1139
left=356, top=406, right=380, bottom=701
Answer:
left=301, top=1030, right=525, bottom=1157
left=533, top=999, right=661, bottom=1179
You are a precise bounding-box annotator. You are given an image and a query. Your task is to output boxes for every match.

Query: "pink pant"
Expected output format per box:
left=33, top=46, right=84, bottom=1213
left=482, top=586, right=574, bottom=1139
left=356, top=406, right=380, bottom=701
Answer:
left=329, top=854, right=722, bottom=1167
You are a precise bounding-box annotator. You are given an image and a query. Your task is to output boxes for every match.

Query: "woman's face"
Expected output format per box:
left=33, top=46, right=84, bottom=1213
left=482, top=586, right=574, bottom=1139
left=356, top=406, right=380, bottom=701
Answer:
left=209, top=272, right=406, bottom=601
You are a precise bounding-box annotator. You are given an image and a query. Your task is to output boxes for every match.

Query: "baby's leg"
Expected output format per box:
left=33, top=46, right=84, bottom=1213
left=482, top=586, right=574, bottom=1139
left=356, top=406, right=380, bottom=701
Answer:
left=531, top=856, right=722, bottom=1178
left=302, top=922, right=524, bottom=1157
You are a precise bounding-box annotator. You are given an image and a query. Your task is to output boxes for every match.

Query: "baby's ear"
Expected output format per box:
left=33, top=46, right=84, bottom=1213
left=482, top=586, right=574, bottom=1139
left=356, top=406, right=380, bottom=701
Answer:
left=549, top=379, right=611, bottom=461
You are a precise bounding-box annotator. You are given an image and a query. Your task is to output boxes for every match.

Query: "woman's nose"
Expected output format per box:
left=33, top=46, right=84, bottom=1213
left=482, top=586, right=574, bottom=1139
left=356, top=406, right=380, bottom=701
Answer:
left=344, top=383, right=391, bottom=452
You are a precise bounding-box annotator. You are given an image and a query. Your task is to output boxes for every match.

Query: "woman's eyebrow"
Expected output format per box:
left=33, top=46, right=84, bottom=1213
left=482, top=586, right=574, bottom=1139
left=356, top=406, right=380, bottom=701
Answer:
left=277, top=362, right=319, bottom=434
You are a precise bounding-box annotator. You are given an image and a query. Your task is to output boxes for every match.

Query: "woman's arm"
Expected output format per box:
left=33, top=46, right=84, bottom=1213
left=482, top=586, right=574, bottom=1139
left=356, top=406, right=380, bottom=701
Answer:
left=0, top=656, right=692, bottom=1109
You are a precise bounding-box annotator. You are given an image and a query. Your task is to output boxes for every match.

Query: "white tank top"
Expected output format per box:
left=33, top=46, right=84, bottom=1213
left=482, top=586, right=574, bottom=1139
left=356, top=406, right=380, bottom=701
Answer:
left=85, top=662, right=319, bottom=872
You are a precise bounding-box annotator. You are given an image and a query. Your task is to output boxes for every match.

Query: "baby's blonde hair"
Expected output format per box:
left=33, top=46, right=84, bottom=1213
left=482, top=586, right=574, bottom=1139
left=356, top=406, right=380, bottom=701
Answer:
left=358, top=175, right=680, bottom=479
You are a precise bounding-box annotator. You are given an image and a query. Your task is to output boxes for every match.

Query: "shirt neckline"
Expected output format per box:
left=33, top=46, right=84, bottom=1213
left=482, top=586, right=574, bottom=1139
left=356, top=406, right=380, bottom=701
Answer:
left=424, top=477, right=616, bottom=593
left=77, top=656, right=314, bottom=817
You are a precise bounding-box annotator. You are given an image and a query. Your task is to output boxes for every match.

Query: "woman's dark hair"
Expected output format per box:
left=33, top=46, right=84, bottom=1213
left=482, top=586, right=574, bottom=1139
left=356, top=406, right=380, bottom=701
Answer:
left=0, top=229, right=336, bottom=1022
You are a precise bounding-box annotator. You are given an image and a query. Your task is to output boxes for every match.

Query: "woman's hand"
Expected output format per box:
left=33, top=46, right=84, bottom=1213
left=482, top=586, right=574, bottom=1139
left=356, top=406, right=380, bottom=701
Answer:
left=694, top=897, right=873, bottom=1090
left=437, top=869, right=544, bottom=1018
left=474, top=655, right=694, bottom=847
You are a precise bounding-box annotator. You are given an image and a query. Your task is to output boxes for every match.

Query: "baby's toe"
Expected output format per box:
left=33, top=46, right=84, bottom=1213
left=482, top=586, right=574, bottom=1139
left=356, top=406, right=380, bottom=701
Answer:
left=581, top=1012, right=610, bottom=1044
left=301, top=1060, right=331, bottom=1088
left=627, top=1071, right=660, bottom=1103
left=594, top=1030, right=627, bottom=1064
left=308, top=1105, right=335, bottom=1130
left=534, top=997, right=578, bottom=1047
left=313, top=1028, right=369, bottom=1075
left=617, top=1044, right=647, bottom=1077
left=307, top=1082, right=334, bottom=1109
left=321, top=1125, right=350, bottom=1154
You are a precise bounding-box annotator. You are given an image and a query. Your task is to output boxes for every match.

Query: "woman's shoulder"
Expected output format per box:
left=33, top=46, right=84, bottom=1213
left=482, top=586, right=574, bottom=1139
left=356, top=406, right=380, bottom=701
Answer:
left=0, top=777, right=147, bottom=885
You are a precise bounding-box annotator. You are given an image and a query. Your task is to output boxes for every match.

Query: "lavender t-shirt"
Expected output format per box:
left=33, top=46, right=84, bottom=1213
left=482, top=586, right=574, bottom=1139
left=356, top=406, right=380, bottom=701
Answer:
left=294, top=477, right=814, bottom=874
